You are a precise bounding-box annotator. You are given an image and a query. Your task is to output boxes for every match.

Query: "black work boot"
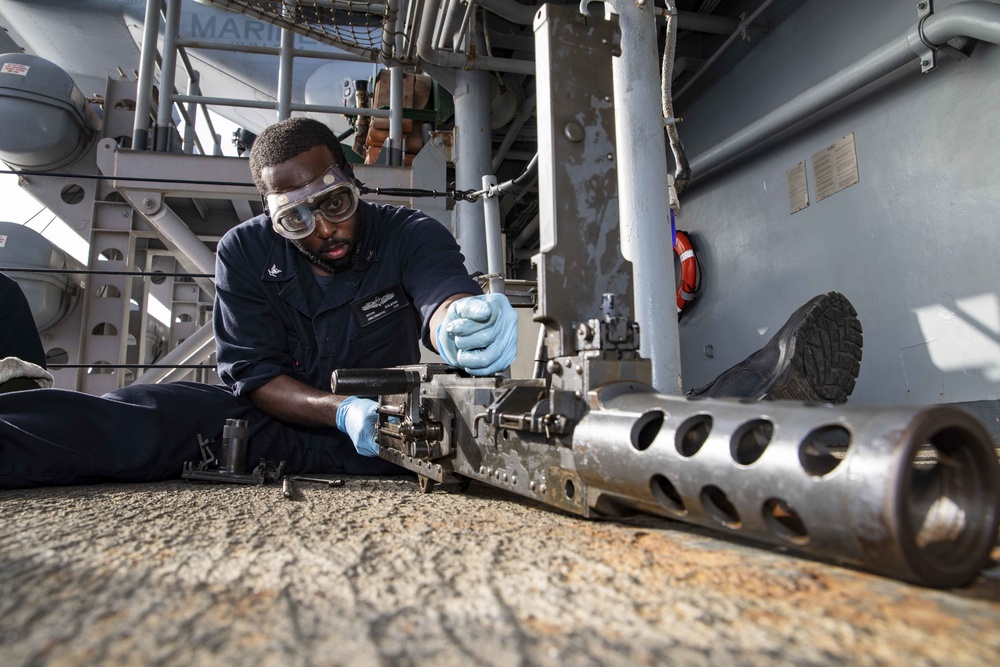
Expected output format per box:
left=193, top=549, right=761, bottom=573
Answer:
left=688, top=292, right=863, bottom=403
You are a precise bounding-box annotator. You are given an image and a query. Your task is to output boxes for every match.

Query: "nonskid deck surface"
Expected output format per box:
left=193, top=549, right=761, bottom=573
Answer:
left=1, top=479, right=998, bottom=666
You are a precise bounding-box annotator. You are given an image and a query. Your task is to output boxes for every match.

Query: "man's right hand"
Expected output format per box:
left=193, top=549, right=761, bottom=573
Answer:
left=436, top=293, right=518, bottom=375
left=335, top=395, right=379, bottom=457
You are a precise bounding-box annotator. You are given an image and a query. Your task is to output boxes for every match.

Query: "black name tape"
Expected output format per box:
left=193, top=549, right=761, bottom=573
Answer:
left=351, top=283, right=410, bottom=327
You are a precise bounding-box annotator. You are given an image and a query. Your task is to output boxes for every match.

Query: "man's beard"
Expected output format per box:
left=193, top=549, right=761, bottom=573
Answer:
left=292, top=238, right=359, bottom=273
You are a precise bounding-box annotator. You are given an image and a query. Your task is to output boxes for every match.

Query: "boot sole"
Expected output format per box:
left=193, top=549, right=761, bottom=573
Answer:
left=762, top=292, right=863, bottom=403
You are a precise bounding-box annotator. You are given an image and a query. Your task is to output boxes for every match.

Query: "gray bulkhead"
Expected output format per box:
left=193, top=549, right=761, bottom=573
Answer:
left=675, top=0, right=1000, bottom=411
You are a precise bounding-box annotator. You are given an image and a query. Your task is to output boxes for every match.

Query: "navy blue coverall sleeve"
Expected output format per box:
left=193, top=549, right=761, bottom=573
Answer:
left=213, top=228, right=296, bottom=396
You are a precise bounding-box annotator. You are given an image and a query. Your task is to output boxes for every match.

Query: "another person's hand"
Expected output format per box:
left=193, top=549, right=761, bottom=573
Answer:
left=436, top=293, right=518, bottom=375
left=335, top=395, right=379, bottom=457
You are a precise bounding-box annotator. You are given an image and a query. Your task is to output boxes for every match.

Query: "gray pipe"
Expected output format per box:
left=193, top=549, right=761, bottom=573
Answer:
left=436, top=0, right=464, bottom=51
left=675, top=0, right=779, bottom=100
left=133, top=321, right=215, bottom=385
left=132, top=0, right=160, bottom=151
left=155, top=0, right=182, bottom=152
left=277, top=26, right=294, bottom=120
left=380, top=0, right=401, bottom=61
left=171, top=94, right=392, bottom=118
left=481, top=175, right=506, bottom=295
left=388, top=66, right=405, bottom=165
left=403, top=0, right=427, bottom=62
left=183, top=72, right=200, bottom=155
left=479, top=0, right=745, bottom=35
left=491, top=94, right=536, bottom=173
left=454, top=65, right=492, bottom=275
left=690, top=0, right=1000, bottom=180
left=417, top=0, right=535, bottom=75
left=177, top=40, right=369, bottom=62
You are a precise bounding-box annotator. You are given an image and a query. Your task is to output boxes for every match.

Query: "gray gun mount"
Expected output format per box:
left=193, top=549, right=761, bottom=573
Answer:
left=332, top=3, right=999, bottom=589
left=332, top=349, right=999, bottom=589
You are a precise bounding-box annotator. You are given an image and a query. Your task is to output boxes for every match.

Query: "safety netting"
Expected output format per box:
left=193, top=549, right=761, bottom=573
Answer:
left=199, top=0, right=388, bottom=61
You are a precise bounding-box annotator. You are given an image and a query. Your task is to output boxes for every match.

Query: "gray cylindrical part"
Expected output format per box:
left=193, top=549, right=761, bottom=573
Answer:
left=572, top=392, right=1000, bottom=588
left=453, top=66, right=491, bottom=275
left=132, top=0, right=160, bottom=150
left=607, top=0, right=682, bottom=395
left=277, top=26, right=294, bottom=120
left=155, top=0, right=182, bottom=152
left=388, top=66, right=405, bottom=166
left=481, top=175, right=505, bottom=295
left=219, top=418, right=250, bottom=474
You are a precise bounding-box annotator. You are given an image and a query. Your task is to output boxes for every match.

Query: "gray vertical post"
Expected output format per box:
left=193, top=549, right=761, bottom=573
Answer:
left=132, top=0, right=161, bottom=151
left=155, top=0, right=182, bottom=152
left=453, top=67, right=491, bottom=275
left=277, top=26, right=294, bottom=120
left=183, top=71, right=200, bottom=154
left=608, top=0, right=682, bottom=394
left=533, top=5, right=631, bottom=359
left=388, top=66, right=405, bottom=165
left=481, top=175, right=505, bottom=295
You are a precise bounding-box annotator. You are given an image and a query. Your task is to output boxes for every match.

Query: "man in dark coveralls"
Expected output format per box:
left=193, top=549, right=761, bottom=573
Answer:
left=0, top=118, right=862, bottom=489
left=0, top=117, right=518, bottom=487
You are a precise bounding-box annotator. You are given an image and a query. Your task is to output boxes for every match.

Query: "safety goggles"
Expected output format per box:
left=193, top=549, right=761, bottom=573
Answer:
left=265, top=166, right=360, bottom=240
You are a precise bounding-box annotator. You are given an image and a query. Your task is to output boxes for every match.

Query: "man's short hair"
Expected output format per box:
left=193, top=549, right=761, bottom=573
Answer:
left=248, top=117, right=355, bottom=193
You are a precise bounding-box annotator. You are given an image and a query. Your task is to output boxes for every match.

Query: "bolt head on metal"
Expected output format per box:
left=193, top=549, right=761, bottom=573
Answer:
left=564, top=121, right=585, bottom=143
left=142, top=197, right=154, bottom=208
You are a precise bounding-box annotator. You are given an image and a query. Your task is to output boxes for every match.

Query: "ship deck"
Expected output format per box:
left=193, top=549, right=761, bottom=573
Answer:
left=1, top=478, right=998, bottom=666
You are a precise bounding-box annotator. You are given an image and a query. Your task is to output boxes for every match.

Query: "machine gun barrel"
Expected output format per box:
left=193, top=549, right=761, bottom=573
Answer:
left=574, top=387, right=1000, bottom=588
left=334, top=365, right=999, bottom=587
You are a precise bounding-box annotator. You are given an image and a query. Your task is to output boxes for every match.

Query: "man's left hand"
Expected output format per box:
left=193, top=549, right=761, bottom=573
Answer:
left=436, top=294, right=518, bottom=375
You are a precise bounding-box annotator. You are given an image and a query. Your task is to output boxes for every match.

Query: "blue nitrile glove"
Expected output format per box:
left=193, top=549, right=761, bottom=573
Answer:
left=436, top=293, right=518, bottom=376
left=335, top=395, right=379, bottom=457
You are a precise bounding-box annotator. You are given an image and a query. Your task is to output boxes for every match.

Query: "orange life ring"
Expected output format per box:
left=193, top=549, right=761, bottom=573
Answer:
left=674, top=230, right=699, bottom=313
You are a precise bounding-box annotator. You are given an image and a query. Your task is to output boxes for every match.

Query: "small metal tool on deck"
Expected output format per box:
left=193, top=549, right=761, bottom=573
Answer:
left=282, top=475, right=346, bottom=499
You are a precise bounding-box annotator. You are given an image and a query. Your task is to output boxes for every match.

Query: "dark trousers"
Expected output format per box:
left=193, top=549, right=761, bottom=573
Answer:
left=0, top=381, right=401, bottom=489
